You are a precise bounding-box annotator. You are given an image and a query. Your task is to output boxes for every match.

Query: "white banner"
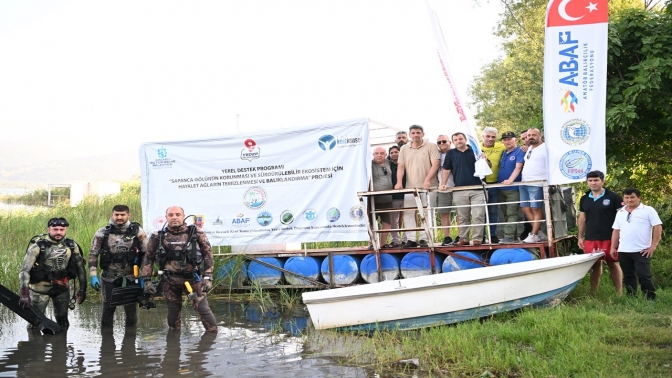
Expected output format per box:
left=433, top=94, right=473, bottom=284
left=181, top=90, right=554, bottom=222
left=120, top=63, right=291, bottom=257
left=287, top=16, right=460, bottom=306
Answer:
left=544, top=0, right=608, bottom=184
left=139, top=119, right=371, bottom=245
left=423, top=0, right=491, bottom=177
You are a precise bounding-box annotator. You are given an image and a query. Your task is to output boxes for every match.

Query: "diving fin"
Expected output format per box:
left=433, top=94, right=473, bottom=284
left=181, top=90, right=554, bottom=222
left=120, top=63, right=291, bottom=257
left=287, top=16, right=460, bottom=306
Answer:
left=110, top=285, right=144, bottom=307
left=0, top=283, right=62, bottom=335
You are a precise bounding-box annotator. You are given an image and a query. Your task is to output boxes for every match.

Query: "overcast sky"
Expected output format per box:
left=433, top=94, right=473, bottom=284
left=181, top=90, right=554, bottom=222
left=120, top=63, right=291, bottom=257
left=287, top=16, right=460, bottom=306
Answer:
left=0, top=0, right=502, bottom=156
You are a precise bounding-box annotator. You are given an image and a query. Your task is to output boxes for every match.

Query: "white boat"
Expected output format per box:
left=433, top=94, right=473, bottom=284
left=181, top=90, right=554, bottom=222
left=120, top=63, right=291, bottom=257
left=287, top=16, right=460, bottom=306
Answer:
left=302, top=252, right=603, bottom=331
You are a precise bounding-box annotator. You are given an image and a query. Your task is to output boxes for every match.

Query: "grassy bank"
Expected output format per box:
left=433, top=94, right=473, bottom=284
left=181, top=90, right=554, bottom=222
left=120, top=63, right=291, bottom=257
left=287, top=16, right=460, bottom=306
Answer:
left=0, top=182, right=143, bottom=291
left=334, top=246, right=672, bottom=377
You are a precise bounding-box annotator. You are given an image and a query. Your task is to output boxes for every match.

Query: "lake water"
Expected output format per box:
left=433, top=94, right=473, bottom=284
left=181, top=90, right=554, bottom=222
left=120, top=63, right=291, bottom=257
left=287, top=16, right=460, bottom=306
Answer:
left=0, top=297, right=380, bottom=378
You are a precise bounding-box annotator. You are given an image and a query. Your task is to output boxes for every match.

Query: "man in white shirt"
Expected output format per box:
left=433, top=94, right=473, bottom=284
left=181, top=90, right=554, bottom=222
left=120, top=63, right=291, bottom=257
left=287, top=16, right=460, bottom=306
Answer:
left=611, top=188, right=663, bottom=300
left=519, top=128, right=547, bottom=243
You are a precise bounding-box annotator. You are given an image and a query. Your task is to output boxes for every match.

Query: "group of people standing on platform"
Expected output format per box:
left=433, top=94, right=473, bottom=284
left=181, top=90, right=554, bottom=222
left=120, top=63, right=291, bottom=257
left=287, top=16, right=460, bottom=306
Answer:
left=371, top=125, right=663, bottom=299
left=18, top=205, right=219, bottom=333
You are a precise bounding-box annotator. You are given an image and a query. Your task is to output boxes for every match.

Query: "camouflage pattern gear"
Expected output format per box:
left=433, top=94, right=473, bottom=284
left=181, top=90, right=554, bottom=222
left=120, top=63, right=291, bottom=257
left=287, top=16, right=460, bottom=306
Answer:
left=19, top=234, right=86, bottom=329
left=89, top=219, right=149, bottom=283
left=90, top=219, right=147, bottom=327
left=28, top=285, right=72, bottom=328
left=20, top=235, right=87, bottom=292
left=142, top=223, right=216, bottom=332
left=161, top=278, right=217, bottom=332
left=141, top=224, right=214, bottom=278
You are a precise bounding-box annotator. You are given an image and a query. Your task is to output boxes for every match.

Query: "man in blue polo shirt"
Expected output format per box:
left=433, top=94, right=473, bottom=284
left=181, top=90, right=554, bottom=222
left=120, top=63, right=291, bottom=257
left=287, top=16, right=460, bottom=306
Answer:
left=578, top=170, right=624, bottom=295
left=439, top=132, right=488, bottom=246
left=496, top=132, right=525, bottom=243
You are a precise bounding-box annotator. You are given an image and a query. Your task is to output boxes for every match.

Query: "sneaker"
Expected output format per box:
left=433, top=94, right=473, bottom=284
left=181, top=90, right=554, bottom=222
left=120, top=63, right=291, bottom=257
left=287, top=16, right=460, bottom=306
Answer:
left=390, top=241, right=402, bottom=248
left=490, top=235, right=500, bottom=244
left=537, top=231, right=548, bottom=241
left=403, top=240, right=418, bottom=248
left=418, top=240, right=428, bottom=248
left=441, top=236, right=453, bottom=246
left=522, top=233, right=540, bottom=243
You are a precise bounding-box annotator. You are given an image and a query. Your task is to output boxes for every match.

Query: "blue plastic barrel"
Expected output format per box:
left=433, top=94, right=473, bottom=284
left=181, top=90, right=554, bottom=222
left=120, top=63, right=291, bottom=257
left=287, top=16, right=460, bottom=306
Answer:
left=247, top=257, right=285, bottom=285
left=442, top=251, right=485, bottom=272
left=283, top=256, right=324, bottom=285
left=360, top=253, right=401, bottom=283
left=489, top=248, right=536, bottom=265
left=216, top=260, right=249, bottom=285
left=321, top=255, right=362, bottom=285
left=400, top=251, right=445, bottom=278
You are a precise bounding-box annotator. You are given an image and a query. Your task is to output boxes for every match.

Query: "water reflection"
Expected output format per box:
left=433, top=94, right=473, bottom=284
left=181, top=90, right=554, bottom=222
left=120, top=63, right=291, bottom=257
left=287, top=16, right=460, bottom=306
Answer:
left=0, top=297, right=370, bottom=377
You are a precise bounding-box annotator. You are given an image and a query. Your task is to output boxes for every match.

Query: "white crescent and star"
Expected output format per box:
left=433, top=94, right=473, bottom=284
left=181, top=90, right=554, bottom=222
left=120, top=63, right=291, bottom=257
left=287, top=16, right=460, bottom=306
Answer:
left=558, top=0, right=599, bottom=22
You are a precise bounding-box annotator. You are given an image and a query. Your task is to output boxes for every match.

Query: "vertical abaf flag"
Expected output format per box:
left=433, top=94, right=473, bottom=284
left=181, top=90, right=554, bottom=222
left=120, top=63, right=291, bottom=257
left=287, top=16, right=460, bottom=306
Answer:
left=543, top=0, right=608, bottom=184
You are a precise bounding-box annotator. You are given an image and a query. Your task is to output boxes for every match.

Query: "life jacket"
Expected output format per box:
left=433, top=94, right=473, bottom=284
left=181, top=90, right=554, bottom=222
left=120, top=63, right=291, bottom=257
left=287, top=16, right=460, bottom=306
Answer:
left=156, top=225, right=202, bottom=272
left=27, top=235, right=81, bottom=284
left=99, top=222, right=141, bottom=270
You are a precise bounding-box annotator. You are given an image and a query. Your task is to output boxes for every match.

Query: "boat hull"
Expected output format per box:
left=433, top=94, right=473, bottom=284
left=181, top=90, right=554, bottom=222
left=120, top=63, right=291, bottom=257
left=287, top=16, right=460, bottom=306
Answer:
left=302, top=252, right=603, bottom=331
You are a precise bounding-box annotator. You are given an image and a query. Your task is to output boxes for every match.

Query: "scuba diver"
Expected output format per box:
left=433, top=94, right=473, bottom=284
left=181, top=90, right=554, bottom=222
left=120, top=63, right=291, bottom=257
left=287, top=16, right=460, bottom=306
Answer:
left=141, top=206, right=218, bottom=332
left=18, top=217, right=87, bottom=329
left=89, top=204, right=149, bottom=327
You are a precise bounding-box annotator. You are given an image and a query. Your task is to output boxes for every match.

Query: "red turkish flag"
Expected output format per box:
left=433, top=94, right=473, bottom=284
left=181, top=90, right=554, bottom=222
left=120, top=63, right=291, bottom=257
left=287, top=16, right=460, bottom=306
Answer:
left=547, top=0, right=608, bottom=27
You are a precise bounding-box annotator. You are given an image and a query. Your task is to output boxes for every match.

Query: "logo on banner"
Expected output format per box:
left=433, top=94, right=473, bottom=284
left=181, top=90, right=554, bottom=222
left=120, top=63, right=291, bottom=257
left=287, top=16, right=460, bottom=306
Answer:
left=194, top=215, right=204, bottom=229
left=349, top=206, right=364, bottom=221
left=326, top=207, right=341, bottom=222
left=560, top=119, right=590, bottom=145
left=303, top=209, right=318, bottom=222
left=243, top=186, right=267, bottom=209
left=318, top=135, right=337, bottom=151
left=231, top=213, right=251, bottom=226
left=212, top=216, right=223, bottom=226
left=153, top=216, right=166, bottom=230
left=280, top=210, right=294, bottom=225
left=560, top=90, right=578, bottom=112
left=241, top=139, right=261, bottom=162
left=150, top=146, right=176, bottom=169
left=559, top=150, right=592, bottom=179
left=257, top=212, right=273, bottom=226
left=602, top=199, right=611, bottom=206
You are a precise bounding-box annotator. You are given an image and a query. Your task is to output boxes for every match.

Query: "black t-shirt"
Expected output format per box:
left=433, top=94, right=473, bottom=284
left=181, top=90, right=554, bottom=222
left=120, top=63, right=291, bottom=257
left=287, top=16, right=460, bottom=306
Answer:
left=442, top=146, right=482, bottom=186
left=579, top=189, right=623, bottom=240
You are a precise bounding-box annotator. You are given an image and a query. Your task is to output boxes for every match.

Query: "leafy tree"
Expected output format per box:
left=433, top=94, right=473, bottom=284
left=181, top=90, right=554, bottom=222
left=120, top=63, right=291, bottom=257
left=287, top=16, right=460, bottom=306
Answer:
left=470, top=0, right=672, bottom=199
left=605, top=6, right=672, bottom=196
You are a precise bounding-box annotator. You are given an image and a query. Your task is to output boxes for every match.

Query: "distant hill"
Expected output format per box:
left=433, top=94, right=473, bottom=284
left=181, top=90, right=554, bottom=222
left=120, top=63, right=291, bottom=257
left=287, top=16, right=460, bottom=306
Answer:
left=0, top=141, right=139, bottom=188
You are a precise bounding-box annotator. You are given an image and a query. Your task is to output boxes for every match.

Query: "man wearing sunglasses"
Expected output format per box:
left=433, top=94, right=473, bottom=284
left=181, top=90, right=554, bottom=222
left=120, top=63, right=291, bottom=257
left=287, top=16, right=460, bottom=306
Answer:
left=370, top=147, right=393, bottom=248
left=481, top=127, right=506, bottom=244
left=435, top=135, right=456, bottom=245
left=18, top=217, right=88, bottom=329
left=520, top=128, right=548, bottom=243
left=611, top=188, right=662, bottom=300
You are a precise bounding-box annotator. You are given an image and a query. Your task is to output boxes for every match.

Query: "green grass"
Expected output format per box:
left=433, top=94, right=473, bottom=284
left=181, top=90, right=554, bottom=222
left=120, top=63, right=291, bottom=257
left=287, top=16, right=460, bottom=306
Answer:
left=333, top=270, right=672, bottom=377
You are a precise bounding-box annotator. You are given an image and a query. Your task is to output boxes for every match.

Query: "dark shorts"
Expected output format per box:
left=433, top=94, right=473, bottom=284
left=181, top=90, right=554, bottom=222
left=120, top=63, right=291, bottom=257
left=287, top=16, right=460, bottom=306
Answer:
left=583, top=240, right=617, bottom=262
left=375, top=201, right=393, bottom=223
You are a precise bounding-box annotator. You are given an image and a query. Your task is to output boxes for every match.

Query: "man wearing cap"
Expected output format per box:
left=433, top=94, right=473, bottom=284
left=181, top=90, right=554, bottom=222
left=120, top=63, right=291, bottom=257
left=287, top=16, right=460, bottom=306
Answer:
left=18, top=217, right=88, bottom=329
left=481, top=127, right=506, bottom=243
left=497, top=132, right=525, bottom=243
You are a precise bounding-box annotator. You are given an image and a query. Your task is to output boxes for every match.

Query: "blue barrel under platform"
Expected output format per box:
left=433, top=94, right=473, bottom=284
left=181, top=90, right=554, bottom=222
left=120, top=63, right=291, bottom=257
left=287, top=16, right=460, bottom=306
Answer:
left=400, top=251, right=445, bottom=278
left=489, top=248, right=537, bottom=265
left=442, top=251, right=485, bottom=272
left=321, top=255, right=362, bottom=285
left=247, top=257, right=285, bottom=285
left=361, top=253, right=401, bottom=283
left=284, top=256, right=324, bottom=285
